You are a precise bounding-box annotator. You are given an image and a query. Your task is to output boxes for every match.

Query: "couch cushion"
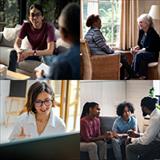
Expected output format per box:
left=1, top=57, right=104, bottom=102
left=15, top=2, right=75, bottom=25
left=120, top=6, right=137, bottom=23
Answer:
left=0, top=46, right=14, bottom=66
left=1, top=26, right=21, bottom=48
left=100, top=116, right=117, bottom=134
left=0, top=32, right=2, bottom=43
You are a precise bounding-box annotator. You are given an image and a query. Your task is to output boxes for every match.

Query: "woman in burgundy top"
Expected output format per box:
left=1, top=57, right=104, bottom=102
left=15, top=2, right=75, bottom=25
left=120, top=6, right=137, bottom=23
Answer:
left=8, top=3, right=56, bottom=72
left=80, top=102, right=110, bottom=160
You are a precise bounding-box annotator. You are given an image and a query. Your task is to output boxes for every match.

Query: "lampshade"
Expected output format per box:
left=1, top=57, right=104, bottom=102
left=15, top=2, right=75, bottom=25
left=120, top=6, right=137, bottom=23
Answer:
left=149, top=5, right=160, bottom=20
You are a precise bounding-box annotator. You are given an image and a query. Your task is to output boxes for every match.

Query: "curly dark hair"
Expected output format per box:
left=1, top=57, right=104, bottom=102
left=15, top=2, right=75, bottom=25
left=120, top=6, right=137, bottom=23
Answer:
left=116, top=102, right=134, bottom=116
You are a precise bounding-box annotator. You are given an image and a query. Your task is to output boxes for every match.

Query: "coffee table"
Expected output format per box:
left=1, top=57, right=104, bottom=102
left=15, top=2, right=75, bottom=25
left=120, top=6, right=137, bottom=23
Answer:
left=6, top=70, right=30, bottom=80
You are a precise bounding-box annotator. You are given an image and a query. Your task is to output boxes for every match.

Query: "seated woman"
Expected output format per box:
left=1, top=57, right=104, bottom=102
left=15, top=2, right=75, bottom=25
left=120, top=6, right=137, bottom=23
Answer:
left=9, top=81, right=66, bottom=141
left=8, top=3, right=56, bottom=72
left=131, top=14, right=160, bottom=79
left=111, top=102, right=137, bottom=160
left=80, top=102, right=110, bottom=160
left=85, top=14, right=134, bottom=79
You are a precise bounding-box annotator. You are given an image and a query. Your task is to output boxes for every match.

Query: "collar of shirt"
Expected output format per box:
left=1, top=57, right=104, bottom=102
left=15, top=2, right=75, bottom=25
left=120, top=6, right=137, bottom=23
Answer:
left=27, top=108, right=56, bottom=128
left=120, top=116, right=131, bottom=124
left=150, top=108, right=159, bottom=119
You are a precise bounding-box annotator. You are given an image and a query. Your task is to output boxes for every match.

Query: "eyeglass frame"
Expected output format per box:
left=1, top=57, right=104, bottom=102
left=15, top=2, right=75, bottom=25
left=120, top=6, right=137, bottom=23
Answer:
left=34, top=99, right=53, bottom=107
left=30, top=12, right=42, bottom=18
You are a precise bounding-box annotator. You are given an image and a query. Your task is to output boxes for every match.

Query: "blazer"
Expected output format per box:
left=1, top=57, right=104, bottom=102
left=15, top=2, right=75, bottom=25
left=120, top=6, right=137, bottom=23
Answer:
left=138, top=27, right=160, bottom=61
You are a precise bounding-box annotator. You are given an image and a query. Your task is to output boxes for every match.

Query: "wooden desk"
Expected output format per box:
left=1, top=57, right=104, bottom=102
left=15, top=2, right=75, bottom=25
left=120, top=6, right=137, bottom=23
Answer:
left=6, top=70, right=30, bottom=80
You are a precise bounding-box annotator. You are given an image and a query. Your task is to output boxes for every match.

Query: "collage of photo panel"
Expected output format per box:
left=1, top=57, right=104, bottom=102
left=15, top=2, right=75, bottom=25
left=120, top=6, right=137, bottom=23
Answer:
left=0, top=0, right=160, bottom=160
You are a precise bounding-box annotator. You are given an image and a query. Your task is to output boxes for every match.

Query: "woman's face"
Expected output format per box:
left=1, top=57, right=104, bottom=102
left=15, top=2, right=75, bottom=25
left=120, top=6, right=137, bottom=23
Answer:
left=34, top=91, right=52, bottom=116
left=93, top=19, right=102, bottom=29
left=138, top=20, right=148, bottom=31
left=90, top=105, right=101, bottom=117
left=29, top=8, right=44, bottom=29
left=122, top=106, right=131, bottom=121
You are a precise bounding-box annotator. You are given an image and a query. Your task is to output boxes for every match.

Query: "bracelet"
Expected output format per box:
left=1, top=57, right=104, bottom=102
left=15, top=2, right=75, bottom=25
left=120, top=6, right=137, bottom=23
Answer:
left=33, top=50, right=37, bottom=56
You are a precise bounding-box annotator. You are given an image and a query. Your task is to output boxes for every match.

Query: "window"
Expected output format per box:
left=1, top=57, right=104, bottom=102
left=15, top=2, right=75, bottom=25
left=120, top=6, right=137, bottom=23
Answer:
left=82, top=0, right=121, bottom=46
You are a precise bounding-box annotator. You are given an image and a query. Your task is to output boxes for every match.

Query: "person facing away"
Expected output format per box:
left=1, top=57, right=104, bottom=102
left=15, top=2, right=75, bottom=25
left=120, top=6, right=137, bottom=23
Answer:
left=85, top=14, right=135, bottom=79
left=8, top=3, right=56, bottom=72
left=80, top=102, right=112, bottom=160
left=111, top=102, right=137, bottom=160
left=126, top=96, right=160, bottom=160
left=9, top=81, right=66, bottom=141
left=48, top=3, right=80, bottom=80
left=131, top=14, right=160, bottom=80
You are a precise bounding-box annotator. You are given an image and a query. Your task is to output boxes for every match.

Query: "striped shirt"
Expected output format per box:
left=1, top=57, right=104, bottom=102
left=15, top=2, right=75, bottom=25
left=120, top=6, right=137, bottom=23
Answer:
left=85, top=27, right=114, bottom=55
left=80, top=116, right=101, bottom=142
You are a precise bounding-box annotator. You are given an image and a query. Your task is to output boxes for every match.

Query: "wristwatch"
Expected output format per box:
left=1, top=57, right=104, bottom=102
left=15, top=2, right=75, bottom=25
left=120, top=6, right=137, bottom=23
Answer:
left=33, top=50, right=37, bottom=56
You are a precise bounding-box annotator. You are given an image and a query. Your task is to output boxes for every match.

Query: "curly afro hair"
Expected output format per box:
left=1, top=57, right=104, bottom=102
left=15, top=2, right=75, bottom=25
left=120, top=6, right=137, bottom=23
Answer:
left=116, top=102, right=134, bottom=116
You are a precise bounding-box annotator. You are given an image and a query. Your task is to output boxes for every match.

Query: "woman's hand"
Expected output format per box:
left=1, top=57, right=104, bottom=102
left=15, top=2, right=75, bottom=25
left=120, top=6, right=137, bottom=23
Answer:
left=131, top=46, right=140, bottom=55
left=17, top=127, right=31, bottom=139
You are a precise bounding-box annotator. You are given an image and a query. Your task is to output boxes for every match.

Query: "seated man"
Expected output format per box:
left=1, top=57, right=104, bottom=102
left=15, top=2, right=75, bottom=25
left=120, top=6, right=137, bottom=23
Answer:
left=8, top=3, right=56, bottom=72
left=126, top=97, right=160, bottom=160
left=111, top=102, right=137, bottom=160
left=80, top=102, right=111, bottom=160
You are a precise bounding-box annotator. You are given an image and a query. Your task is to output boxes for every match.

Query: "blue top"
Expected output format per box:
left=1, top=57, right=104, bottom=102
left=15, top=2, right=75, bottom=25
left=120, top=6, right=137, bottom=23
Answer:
left=112, top=116, right=137, bottom=133
left=49, top=43, right=80, bottom=80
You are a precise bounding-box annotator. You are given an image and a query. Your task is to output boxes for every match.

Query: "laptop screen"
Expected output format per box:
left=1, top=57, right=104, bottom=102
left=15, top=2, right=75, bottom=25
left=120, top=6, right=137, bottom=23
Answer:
left=0, top=132, right=80, bottom=160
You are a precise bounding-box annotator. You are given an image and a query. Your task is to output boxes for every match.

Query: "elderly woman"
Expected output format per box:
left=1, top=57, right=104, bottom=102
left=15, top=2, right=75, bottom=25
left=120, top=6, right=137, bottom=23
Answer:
left=131, top=14, right=160, bottom=79
left=85, top=14, right=134, bottom=80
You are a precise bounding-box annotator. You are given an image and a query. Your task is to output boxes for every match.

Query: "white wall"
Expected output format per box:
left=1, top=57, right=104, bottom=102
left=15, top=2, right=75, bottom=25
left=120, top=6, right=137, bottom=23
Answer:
left=126, top=80, right=153, bottom=132
left=80, top=80, right=126, bottom=116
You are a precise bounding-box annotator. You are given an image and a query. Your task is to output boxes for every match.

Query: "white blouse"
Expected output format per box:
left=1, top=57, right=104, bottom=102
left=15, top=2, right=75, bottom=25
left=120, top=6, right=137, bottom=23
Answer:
left=9, top=109, right=66, bottom=141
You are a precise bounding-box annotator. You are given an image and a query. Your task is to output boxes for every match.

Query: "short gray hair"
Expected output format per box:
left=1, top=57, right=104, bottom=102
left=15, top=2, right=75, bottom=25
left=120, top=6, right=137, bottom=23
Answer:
left=137, top=14, right=153, bottom=28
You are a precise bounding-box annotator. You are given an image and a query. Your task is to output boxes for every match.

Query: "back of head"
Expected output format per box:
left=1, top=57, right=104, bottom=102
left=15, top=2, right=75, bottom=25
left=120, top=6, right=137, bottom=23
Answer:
left=59, top=3, right=80, bottom=43
left=141, top=96, right=157, bottom=111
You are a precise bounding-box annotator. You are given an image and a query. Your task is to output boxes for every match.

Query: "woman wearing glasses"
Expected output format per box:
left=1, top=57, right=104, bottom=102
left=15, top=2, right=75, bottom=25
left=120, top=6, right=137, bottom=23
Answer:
left=9, top=81, right=66, bottom=141
left=8, top=3, right=56, bottom=72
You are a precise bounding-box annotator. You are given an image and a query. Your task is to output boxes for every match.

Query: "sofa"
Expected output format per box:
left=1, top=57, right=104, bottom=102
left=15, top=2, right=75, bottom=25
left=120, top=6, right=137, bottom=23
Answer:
left=80, top=116, right=117, bottom=160
left=0, top=24, right=69, bottom=78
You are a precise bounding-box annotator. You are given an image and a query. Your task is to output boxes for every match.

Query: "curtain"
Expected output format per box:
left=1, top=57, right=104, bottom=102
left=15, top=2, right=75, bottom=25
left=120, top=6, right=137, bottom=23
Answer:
left=119, top=0, right=139, bottom=50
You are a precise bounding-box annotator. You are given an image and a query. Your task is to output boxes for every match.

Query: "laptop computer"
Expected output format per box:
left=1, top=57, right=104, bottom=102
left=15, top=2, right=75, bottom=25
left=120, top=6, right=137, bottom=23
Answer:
left=0, top=132, right=80, bottom=160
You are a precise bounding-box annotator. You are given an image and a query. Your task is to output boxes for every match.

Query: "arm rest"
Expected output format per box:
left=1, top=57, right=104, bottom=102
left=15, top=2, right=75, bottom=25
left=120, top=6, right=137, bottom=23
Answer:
left=0, top=32, right=3, bottom=43
left=91, top=53, right=120, bottom=80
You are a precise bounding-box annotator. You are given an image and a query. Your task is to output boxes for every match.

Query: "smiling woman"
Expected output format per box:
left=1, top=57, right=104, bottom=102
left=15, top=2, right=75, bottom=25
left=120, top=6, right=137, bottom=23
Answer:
left=9, top=81, right=66, bottom=141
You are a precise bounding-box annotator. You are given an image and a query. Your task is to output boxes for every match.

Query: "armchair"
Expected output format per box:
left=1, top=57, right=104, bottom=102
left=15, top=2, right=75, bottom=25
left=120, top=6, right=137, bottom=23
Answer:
left=80, top=39, right=121, bottom=80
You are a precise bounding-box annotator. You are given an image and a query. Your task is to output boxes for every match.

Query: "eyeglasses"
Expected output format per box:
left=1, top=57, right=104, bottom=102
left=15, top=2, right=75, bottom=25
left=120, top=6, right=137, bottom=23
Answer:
left=34, top=99, right=52, bottom=107
left=30, top=12, right=41, bottom=18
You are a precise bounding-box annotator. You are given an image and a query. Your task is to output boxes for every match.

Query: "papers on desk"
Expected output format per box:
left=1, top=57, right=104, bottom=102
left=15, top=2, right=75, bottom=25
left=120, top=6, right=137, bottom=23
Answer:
left=34, top=63, right=50, bottom=77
